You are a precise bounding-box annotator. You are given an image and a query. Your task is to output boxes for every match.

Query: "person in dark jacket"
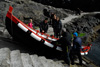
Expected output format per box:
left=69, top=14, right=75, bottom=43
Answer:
left=50, top=13, right=54, bottom=25
left=52, top=30, right=71, bottom=65
left=65, top=29, right=72, bottom=44
left=54, top=17, right=62, bottom=38
left=51, top=14, right=56, bottom=28
left=76, top=8, right=81, bottom=15
left=70, top=32, right=82, bottom=65
left=51, top=14, right=57, bottom=36
left=40, top=18, right=49, bottom=33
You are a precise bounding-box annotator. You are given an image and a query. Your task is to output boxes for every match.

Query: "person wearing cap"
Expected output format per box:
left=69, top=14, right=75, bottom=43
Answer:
left=40, top=18, right=49, bottom=33
left=70, top=32, right=82, bottom=65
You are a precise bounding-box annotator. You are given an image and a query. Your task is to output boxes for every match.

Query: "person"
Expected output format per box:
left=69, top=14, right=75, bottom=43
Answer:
left=40, top=18, right=49, bottom=33
left=52, top=30, right=71, bottom=66
left=51, top=14, right=57, bottom=36
left=51, top=14, right=56, bottom=27
left=54, top=17, right=62, bottom=38
left=65, top=29, right=72, bottom=49
left=50, top=13, right=54, bottom=25
left=70, top=32, right=82, bottom=65
left=76, top=8, right=81, bottom=15
left=28, top=19, right=33, bottom=29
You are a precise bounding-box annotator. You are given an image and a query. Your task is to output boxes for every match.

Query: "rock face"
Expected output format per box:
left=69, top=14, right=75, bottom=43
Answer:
left=0, top=0, right=74, bottom=26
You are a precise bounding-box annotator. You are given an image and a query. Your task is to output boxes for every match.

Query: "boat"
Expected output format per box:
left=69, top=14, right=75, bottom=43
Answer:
left=5, top=6, right=92, bottom=55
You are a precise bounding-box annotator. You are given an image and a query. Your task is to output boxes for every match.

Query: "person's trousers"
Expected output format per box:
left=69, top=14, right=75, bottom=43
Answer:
left=70, top=49, right=82, bottom=65
left=63, top=52, right=70, bottom=65
left=54, top=29, right=61, bottom=38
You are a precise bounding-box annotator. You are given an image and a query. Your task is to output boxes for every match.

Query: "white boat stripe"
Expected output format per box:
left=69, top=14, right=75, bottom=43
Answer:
left=44, top=41, right=54, bottom=48
left=30, top=33, right=41, bottom=41
left=18, top=23, right=28, bottom=32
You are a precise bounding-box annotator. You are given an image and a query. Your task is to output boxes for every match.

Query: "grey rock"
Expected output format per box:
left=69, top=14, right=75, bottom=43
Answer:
left=21, top=53, right=33, bottom=67
left=10, top=50, right=23, bottom=67
left=0, top=48, right=10, bottom=66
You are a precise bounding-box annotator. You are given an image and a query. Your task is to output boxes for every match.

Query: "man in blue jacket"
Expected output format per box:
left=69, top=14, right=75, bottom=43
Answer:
left=70, top=32, right=82, bottom=65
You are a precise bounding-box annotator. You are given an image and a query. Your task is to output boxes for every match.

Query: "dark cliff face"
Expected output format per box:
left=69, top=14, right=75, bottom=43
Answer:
left=32, top=0, right=100, bottom=12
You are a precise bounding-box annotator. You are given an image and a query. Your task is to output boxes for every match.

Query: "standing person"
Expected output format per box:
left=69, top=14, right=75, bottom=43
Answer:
left=65, top=29, right=72, bottom=50
left=28, top=19, right=33, bottom=29
left=70, top=32, right=82, bottom=65
left=51, top=14, right=57, bottom=36
left=51, top=14, right=56, bottom=28
left=40, top=18, right=49, bottom=33
left=53, top=30, right=71, bottom=66
left=66, top=29, right=72, bottom=43
left=54, top=17, right=62, bottom=38
left=76, top=8, right=81, bottom=15
left=50, top=13, right=54, bottom=25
